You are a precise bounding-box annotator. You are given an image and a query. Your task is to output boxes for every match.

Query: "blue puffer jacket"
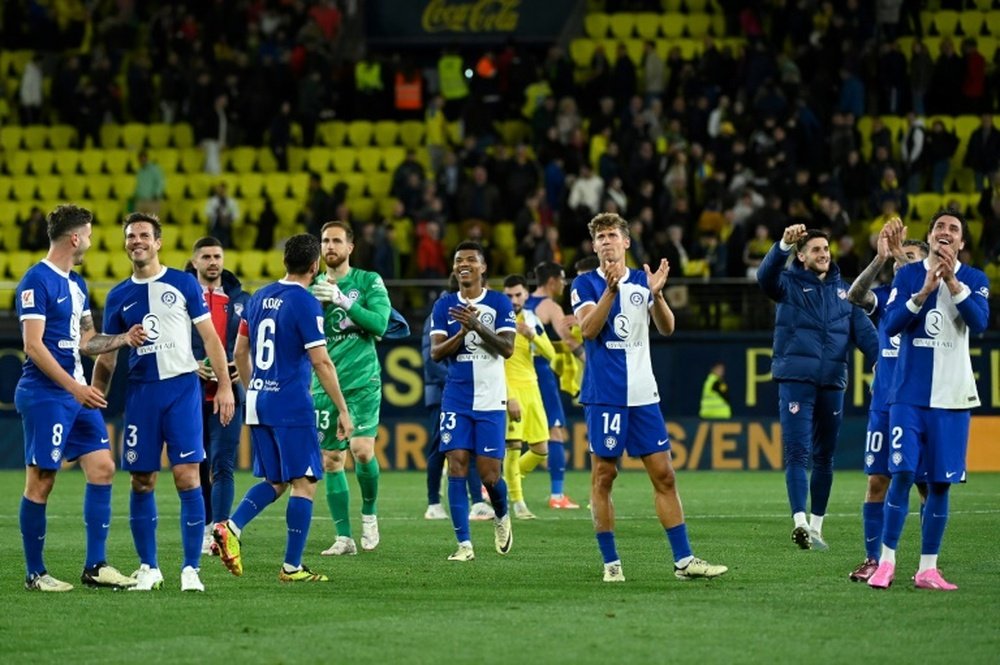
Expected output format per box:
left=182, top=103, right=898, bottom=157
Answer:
left=422, top=313, right=449, bottom=407
left=757, top=242, right=878, bottom=389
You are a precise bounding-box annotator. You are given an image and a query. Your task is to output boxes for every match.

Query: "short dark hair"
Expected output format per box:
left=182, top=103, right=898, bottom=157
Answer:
left=123, top=211, right=162, bottom=239
left=503, top=274, right=527, bottom=289
left=795, top=229, right=829, bottom=252
left=284, top=233, right=320, bottom=275
left=928, top=208, right=969, bottom=242
left=454, top=240, right=485, bottom=261
left=588, top=212, right=629, bottom=240
left=573, top=255, right=600, bottom=274
left=46, top=204, right=93, bottom=241
left=902, top=239, right=930, bottom=256
left=320, top=220, right=353, bottom=241
left=533, top=261, right=564, bottom=285
left=192, top=236, right=224, bottom=253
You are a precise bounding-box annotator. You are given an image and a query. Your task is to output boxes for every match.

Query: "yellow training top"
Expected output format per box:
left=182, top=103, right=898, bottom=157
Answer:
left=505, top=310, right=555, bottom=389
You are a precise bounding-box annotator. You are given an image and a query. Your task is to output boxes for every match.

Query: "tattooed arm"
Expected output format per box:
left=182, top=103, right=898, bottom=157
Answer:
left=79, top=314, right=147, bottom=356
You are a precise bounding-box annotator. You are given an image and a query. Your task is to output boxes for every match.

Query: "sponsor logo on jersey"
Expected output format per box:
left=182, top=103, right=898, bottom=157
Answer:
left=924, top=309, right=944, bottom=336
left=21, top=289, right=35, bottom=308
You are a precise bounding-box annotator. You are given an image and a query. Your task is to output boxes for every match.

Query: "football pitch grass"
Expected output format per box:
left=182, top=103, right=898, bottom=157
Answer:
left=2, top=470, right=998, bottom=665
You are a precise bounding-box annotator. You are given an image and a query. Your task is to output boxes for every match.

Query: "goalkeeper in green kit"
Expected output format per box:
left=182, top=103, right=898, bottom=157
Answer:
left=311, top=221, right=391, bottom=555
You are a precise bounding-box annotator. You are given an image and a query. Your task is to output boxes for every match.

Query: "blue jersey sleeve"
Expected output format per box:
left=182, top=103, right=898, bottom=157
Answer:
left=16, top=270, right=48, bottom=320
left=181, top=272, right=210, bottom=324
left=570, top=273, right=599, bottom=314
left=495, top=293, right=517, bottom=333
left=296, top=292, right=326, bottom=349
left=430, top=295, right=450, bottom=336
left=882, top=264, right=922, bottom=338
left=955, top=269, right=990, bottom=335
left=102, top=284, right=126, bottom=335
left=756, top=242, right=790, bottom=302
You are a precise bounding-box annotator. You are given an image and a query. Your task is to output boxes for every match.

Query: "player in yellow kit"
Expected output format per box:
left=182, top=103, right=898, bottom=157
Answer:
left=501, top=275, right=557, bottom=519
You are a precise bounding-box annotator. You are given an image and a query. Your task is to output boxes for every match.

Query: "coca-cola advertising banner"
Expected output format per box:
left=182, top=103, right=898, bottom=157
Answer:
left=365, top=0, right=578, bottom=44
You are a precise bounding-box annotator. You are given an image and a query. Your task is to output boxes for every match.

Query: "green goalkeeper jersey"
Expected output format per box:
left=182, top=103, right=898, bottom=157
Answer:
left=310, top=267, right=391, bottom=393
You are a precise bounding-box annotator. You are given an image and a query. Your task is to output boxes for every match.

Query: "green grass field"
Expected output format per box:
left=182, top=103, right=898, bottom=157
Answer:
left=2, top=470, right=998, bottom=665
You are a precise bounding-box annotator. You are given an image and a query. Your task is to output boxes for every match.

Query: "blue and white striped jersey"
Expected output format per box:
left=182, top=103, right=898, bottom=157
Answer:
left=868, top=284, right=899, bottom=413
left=570, top=268, right=660, bottom=407
left=430, top=289, right=516, bottom=412
left=241, top=280, right=326, bottom=427
left=15, top=260, right=90, bottom=392
left=103, top=266, right=208, bottom=382
left=883, top=260, right=990, bottom=409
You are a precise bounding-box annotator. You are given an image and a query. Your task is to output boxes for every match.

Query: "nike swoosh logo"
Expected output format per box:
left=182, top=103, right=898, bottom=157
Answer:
left=945, top=472, right=958, bottom=478
left=179, top=451, right=196, bottom=458
left=483, top=447, right=497, bottom=452
left=886, top=502, right=899, bottom=509
left=123, top=302, right=138, bottom=311
left=447, top=320, right=458, bottom=325
left=833, top=410, right=842, bottom=416
left=102, top=523, right=111, bottom=528
left=656, top=438, right=668, bottom=447
left=100, top=438, right=110, bottom=444
left=185, top=521, right=203, bottom=527
left=57, top=296, right=69, bottom=303
left=866, top=536, right=877, bottom=543
left=803, top=288, right=813, bottom=292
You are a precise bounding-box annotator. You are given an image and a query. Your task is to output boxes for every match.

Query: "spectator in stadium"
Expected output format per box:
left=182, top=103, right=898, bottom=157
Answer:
left=204, top=183, right=240, bottom=249
left=299, top=172, right=335, bottom=239
left=963, top=114, right=1000, bottom=192
left=18, top=53, right=43, bottom=124
left=456, top=165, right=502, bottom=225
left=197, top=93, right=229, bottom=175
left=571, top=212, right=727, bottom=583
left=214, top=233, right=351, bottom=583
left=757, top=224, right=878, bottom=551
left=133, top=150, right=165, bottom=217
left=924, top=119, right=959, bottom=195
left=187, top=237, right=248, bottom=558
left=254, top=195, right=279, bottom=251
left=20, top=206, right=49, bottom=252
left=268, top=101, right=293, bottom=172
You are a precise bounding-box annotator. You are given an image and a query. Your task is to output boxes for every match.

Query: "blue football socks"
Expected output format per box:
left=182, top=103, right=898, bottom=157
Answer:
left=179, top=487, right=205, bottom=569
left=284, top=496, right=312, bottom=568
left=130, top=490, right=158, bottom=568
left=20, top=497, right=46, bottom=576
left=83, top=483, right=112, bottom=568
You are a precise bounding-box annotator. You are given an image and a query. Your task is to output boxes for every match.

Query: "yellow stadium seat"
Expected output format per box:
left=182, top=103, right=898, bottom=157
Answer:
left=100, top=124, right=122, bottom=148
left=229, top=223, right=256, bottom=251
left=0, top=126, right=23, bottom=151
left=0, top=252, right=8, bottom=279
left=661, top=14, right=684, bottom=38
left=609, top=13, right=637, bottom=39
left=287, top=146, right=308, bottom=172
left=492, top=221, right=516, bottom=252
left=149, top=148, right=179, bottom=173
left=5, top=151, right=30, bottom=176
left=317, top=120, right=348, bottom=147
left=82, top=251, right=110, bottom=279
left=52, top=149, right=80, bottom=175
left=121, top=123, right=148, bottom=149
left=112, top=174, right=135, bottom=199
left=180, top=222, right=208, bottom=251
left=288, top=173, right=310, bottom=200
left=987, top=11, right=1000, bottom=36
left=0, top=176, right=12, bottom=200
left=11, top=176, right=36, bottom=200
left=399, top=120, right=425, bottom=149
left=29, top=150, right=55, bottom=175
left=685, top=0, right=709, bottom=11
left=159, top=249, right=189, bottom=270
left=162, top=173, right=186, bottom=200
left=911, top=193, right=942, bottom=221
left=347, top=120, right=374, bottom=147
left=89, top=285, right=112, bottom=308
left=238, top=173, right=265, bottom=199
left=306, top=147, right=333, bottom=173
left=263, top=173, right=290, bottom=199
left=87, top=175, right=114, bottom=199
left=584, top=12, right=609, bottom=38
left=959, top=12, right=986, bottom=37
left=92, top=199, right=123, bottom=226
left=36, top=176, right=62, bottom=200
left=79, top=149, right=105, bottom=175
left=2, top=224, right=21, bottom=253
left=634, top=12, right=660, bottom=39
left=170, top=198, right=199, bottom=225
left=358, top=147, right=383, bottom=174
left=368, top=172, right=393, bottom=198
left=228, top=146, right=257, bottom=173
left=8, top=251, right=35, bottom=279
left=109, top=251, right=133, bottom=279
left=242, top=197, right=265, bottom=221
left=446, top=121, right=463, bottom=145
left=172, top=123, right=195, bottom=149
left=265, top=250, right=285, bottom=278
left=332, top=147, right=358, bottom=173
left=257, top=147, right=279, bottom=173
left=179, top=148, right=204, bottom=174
left=338, top=173, right=366, bottom=199
left=159, top=224, right=181, bottom=251
left=382, top=146, right=406, bottom=172
left=374, top=120, right=400, bottom=147
left=146, top=123, right=171, bottom=149
left=236, top=249, right=266, bottom=279
left=186, top=173, right=214, bottom=199
left=23, top=126, right=47, bottom=150
left=273, top=199, right=301, bottom=226
left=48, top=125, right=77, bottom=150
left=348, top=196, right=375, bottom=222
left=377, top=197, right=398, bottom=218
left=686, top=13, right=712, bottom=37
left=932, top=10, right=959, bottom=36
left=90, top=224, right=117, bottom=251
left=979, top=36, right=997, bottom=60
left=104, top=149, right=132, bottom=174
left=569, top=38, right=596, bottom=69
left=62, top=176, right=88, bottom=201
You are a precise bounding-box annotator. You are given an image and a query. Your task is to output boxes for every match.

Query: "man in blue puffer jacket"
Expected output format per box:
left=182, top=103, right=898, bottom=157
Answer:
left=758, top=224, right=879, bottom=551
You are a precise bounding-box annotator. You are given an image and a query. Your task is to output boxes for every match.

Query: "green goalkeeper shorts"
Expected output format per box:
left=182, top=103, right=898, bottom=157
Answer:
left=313, top=382, right=381, bottom=450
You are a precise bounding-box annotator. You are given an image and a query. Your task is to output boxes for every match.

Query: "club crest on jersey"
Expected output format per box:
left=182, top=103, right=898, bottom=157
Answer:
left=480, top=312, right=495, bottom=326
left=892, top=452, right=902, bottom=466
left=21, top=289, right=35, bottom=308
left=837, top=288, right=847, bottom=300
left=51, top=449, right=61, bottom=463
left=348, top=289, right=360, bottom=301
left=126, top=449, right=138, bottom=464
left=788, top=402, right=800, bottom=414
left=441, top=432, right=452, bottom=444
left=604, top=436, right=617, bottom=450
left=629, top=292, right=645, bottom=306
left=865, top=453, right=874, bottom=467
left=161, top=291, right=178, bottom=307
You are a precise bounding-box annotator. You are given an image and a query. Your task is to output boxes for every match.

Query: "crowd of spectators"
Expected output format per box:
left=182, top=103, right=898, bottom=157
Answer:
left=3, top=0, right=1000, bottom=293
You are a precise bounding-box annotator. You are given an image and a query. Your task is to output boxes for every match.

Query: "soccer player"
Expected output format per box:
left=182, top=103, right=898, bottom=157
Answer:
left=430, top=241, right=516, bottom=561
left=93, top=212, right=236, bottom=592
left=571, top=213, right=727, bottom=583
left=757, top=224, right=879, bottom=550
left=213, top=233, right=353, bottom=582
left=310, top=221, right=391, bottom=556
left=846, top=218, right=928, bottom=582
left=524, top=261, right=583, bottom=509
left=502, top=274, right=556, bottom=519
left=16, top=204, right=146, bottom=592
left=868, top=211, right=990, bottom=591
left=187, top=236, right=250, bottom=555
left=423, top=285, right=494, bottom=522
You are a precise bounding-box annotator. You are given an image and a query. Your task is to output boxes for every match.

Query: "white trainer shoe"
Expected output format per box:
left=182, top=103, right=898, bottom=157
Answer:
left=180, top=566, right=204, bottom=592
left=469, top=502, right=495, bottom=521
left=512, top=500, right=536, bottom=520
left=603, top=560, right=625, bottom=582
left=321, top=536, right=358, bottom=556
left=424, top=504, right=448, bottom=520
left=494, top=513, right=513, bottom=555
left=129, top=564, right=164, bottom=591
left=25, top=572, right=74, bottom=592
left=447, top=542, right=475, bottom=562
left=361, top=515, right=380, bottom=551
